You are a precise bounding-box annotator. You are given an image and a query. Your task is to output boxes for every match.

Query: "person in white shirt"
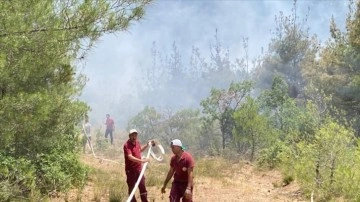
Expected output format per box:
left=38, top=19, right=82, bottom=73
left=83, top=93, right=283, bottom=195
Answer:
left=83, top=116, right=92, bottom=153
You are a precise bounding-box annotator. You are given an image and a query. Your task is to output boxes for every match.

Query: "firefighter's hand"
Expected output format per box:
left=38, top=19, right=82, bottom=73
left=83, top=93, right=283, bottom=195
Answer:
left=184, top=188, right=192, bottom=199
left=148, top=140, right=156, bottom=147
left=142, top=157, right=150, bottom=163
left=161, top=186, right=166, bottom=194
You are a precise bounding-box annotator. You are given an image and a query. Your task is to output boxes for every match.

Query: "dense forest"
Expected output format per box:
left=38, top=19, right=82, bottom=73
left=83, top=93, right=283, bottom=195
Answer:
left=1, top=0, right=360, bottom=201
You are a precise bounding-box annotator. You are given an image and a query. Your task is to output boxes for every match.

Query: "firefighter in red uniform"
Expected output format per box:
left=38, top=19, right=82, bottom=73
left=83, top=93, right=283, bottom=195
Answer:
left=161, top=139, right=195, bottom=202
left=123, top=129, right=150, bottom=202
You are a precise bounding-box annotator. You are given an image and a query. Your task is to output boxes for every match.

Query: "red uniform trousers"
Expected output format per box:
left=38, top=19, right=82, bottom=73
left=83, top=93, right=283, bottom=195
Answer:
left=169, top=181, right=193, bottom=202
left=126, top=170, right=148, bottom=202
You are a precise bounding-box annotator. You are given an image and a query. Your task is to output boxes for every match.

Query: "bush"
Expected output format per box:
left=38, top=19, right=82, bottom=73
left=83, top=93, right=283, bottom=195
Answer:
left=0, top=153, right=36, bottom=201
left=35, top=151, right=88, bottom=195
left=257, top=141, right=290, bottom=169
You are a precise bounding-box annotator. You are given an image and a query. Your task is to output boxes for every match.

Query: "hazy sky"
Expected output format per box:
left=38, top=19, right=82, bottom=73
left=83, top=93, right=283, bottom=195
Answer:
left=79, top=0, right=349, bottom=127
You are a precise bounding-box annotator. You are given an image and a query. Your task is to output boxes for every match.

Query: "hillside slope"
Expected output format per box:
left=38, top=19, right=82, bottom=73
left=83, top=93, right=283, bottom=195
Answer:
left=51, top=151, right=305, bottom=202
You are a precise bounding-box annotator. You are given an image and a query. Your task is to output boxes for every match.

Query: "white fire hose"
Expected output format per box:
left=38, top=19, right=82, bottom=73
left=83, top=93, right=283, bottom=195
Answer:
left=81, top=124, right=165, bottom=201
left=126, top=141, right=165, bottom=202
left=82, top=124, right=121, bottom=164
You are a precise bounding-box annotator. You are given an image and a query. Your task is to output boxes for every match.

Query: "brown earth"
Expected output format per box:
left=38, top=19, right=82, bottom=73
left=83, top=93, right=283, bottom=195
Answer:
left=51, top=154, right=305, bottom=202
left=50, top=135, right=305, bottom=202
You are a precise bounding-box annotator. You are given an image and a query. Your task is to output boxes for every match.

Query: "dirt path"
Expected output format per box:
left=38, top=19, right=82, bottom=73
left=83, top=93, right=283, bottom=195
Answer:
left=52, top=153, right=305, bottom=202
left=193, top=163, right=303, bottom=202
left=145, top=163, right=304, bottom=202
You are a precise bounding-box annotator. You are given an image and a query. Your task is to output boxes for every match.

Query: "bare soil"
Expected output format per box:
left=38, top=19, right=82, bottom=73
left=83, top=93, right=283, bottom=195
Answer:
left=50, top=135, right=305, bottom=202
left=51, top=154, right=305, bottom=202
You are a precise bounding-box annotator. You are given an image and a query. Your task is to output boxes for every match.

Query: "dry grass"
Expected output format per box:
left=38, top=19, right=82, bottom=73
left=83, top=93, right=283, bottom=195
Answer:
left=50, top=133, right=306, bottom=202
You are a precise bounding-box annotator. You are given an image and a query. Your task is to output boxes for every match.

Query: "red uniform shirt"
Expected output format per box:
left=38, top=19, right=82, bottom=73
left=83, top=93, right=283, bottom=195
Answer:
left=123, top=140, right=142, bottom=171
left=170, top=151, right=195, bottom=182
left=106, top=118, right=114, bottom=130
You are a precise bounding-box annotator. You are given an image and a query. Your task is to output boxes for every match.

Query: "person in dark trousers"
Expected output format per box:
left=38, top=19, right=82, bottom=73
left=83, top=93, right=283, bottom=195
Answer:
left=123, top=129, right=151, bottom=202
left=161, top=139, right=195, bottom=202
left=104, top=114, right=114, bottom=144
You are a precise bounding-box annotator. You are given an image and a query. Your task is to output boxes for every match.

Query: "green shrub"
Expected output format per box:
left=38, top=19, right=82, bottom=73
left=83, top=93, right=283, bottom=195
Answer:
left=35, top=151, right=88, bottom=194
left=257, top=141, right=290, bottom=169
left=109, top=182, right=127, bottom=202
left=0, top=153, right=36, bottom=200
left=95, top=129, right=110, bottom=151
left=282, top=175, right=294, bottom=186
left=281, top=119, right=360, bottom=201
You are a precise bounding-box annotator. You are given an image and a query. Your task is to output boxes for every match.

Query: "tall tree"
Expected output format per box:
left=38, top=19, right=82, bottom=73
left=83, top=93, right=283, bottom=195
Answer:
left=200, top=81, right=253, bottom=150
left=127, top=107, right=202, bottom=150
left=127, top=106, right=162, bottom=141
left=0, top=0, right=152, bottom=198
left=233, top=97, right=274, bottom=161
left=204, top=29, right=246, bottom=88
left=315, top=0, right=360, bottom=135
left=253, top=0, right=319, bottom=99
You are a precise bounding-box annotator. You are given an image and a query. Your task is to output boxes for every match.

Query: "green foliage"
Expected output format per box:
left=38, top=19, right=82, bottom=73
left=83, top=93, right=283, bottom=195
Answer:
left=282, top=175, right=294, bottom=186
left=317, top=1, right=360, bottom=136
left=0, top=0, right=152, bottom=199
left=146, top=163, right=168, bottom=187
left=109, top=181, right=127, bottom=202
left=201, top=81, right=254, bottom=121
left=198, top=119, right=223, bottom=156
left=89, top=167, right=127, bottom=202
left=259, top=75, right=290, bottom=109
left=282, top=118, right=358, bottom=201
left=35, top=151, right=88, bottom=194
left=0, top=153, right=36, bottom=201
left=257, top=140, right=290, bottom=169
left=279, top=99, right=320, bottom=142
left=127, top=106, right=162, bottom=141
left=259, top=76, right=320, bottom=142
left=258, top=76, right=291, bottom=136
left=128, top=106, right=202, bottom=150
left=233, top=97, right=276, bottom=161
left=201, top=80, right=254, bottom=150
left=94, top=128, right=111, bottom=151
left=254, top=2, right=319, bottom=98
left=334, top=142, right=360, bottom=201
left=195, top=157, right=233, bottom=179
left=0, top=91, right=88, bottom=156
left=165, top=108, right=202, bottom=149
left=348, top=0, right=360, bottom=50
left=0, top=181, right=13, bottom=202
